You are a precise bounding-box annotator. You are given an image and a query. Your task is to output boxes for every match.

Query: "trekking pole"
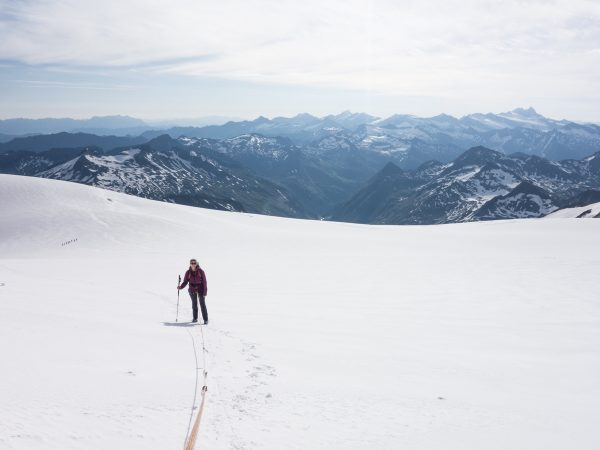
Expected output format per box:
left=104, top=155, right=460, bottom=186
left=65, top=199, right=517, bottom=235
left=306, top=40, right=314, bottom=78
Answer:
left=176, top=275, right=181, bottom=323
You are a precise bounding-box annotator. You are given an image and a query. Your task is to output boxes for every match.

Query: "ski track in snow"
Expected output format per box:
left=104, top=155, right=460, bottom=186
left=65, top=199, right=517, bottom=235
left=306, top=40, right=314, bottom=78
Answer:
left=1, top=174, right=600, bottom=449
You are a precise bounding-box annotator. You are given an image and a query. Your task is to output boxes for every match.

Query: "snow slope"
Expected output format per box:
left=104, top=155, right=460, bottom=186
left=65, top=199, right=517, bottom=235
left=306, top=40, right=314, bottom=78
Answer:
left=1, top=174, right=600, bottom=450
left=545, top=202, right=600, bottom=218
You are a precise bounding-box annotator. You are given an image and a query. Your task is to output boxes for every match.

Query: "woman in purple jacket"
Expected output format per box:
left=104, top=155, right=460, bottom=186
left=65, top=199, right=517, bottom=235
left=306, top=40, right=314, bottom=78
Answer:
left=177, top=258, right=208, bottom=324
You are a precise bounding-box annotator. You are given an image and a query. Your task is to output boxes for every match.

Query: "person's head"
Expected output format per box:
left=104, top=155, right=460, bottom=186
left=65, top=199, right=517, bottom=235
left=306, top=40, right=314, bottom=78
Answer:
left=189, top=258, right=198, bottom=270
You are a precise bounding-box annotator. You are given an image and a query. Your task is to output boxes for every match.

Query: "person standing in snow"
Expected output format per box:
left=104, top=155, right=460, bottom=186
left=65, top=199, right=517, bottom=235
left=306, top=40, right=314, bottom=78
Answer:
left=178, top=259, right=208, bottom=324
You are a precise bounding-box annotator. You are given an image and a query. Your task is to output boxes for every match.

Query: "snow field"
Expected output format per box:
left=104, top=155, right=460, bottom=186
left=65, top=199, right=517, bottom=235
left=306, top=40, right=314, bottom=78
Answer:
left=1, top=174, right=599, bottom=449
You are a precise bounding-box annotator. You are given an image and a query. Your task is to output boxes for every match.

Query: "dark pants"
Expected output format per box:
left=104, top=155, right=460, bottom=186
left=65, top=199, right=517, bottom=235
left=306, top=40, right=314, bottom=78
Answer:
left=189, top=291, right=208, bottom=322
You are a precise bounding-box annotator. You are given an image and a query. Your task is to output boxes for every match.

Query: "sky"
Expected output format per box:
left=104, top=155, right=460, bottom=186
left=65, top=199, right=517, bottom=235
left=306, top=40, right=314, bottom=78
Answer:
left=0, top=0, right=599, bottom=122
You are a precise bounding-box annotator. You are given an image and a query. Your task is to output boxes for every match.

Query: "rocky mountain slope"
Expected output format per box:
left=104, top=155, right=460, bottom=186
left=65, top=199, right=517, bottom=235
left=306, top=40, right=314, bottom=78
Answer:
left=331, top=147, right=600, bottom=224
left=0, top=135, right=306, bottom=217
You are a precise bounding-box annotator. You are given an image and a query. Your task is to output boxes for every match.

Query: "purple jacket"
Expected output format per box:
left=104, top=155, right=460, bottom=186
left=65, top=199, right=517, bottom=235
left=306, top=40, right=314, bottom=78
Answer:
left=180, top=267, right=207, bottom=295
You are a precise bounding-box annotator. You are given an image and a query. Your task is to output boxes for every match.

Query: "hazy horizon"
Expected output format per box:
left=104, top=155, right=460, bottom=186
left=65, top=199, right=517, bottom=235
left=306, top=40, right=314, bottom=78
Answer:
left=0, top=107, right=597, bottom=126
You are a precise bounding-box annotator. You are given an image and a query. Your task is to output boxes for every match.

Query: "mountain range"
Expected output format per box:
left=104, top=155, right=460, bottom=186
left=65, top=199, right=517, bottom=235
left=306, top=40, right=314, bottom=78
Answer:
left=332, top=146, right=600, bottom=224
left=141, top=107, right=600, bottom=167
left=0, top=115, right=238, bottom=137
left=2, top=108, right=600, bottom=223
left=5, top=108, right=600, bottom=169
left=0, top=115, right=149, bottom=136
left=0, top=132, right=147, bottom=153
left=0, top=135, right=307, bottom=217
left=2, top=132, right=600, bottom=224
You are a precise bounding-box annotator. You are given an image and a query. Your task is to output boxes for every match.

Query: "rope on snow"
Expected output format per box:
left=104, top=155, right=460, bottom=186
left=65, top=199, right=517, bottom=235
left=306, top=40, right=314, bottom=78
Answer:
left=183, top=323, right=209, bottom=450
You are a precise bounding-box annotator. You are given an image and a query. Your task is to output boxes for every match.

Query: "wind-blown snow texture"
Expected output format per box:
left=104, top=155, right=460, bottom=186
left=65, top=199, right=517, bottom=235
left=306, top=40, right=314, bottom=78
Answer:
left=1, top=174, right=599, bottom=449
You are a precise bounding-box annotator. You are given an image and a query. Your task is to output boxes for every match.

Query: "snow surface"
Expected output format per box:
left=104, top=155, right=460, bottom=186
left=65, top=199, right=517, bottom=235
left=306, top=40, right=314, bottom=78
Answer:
left=102, top=148, right=141, bottom=163
left=1, top=174, right=600, bottom=449
left=545, top=201, right=600, bottom=218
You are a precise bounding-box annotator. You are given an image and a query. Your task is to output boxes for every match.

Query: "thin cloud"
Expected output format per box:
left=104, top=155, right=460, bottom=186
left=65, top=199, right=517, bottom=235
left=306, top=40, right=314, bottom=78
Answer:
left=1, top=0, right=599, bottom=115
left=10, top=79, right=140, bottom=90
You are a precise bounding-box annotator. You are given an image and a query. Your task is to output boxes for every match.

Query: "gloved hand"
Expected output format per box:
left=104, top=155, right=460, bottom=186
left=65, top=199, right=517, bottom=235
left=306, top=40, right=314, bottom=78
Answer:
left=177, top=285, right=183, bottom=290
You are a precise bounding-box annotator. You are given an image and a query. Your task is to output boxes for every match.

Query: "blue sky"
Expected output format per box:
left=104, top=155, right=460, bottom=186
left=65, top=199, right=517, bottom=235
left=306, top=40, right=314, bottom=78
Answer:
left=1, top=0, right=599, bottom=122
